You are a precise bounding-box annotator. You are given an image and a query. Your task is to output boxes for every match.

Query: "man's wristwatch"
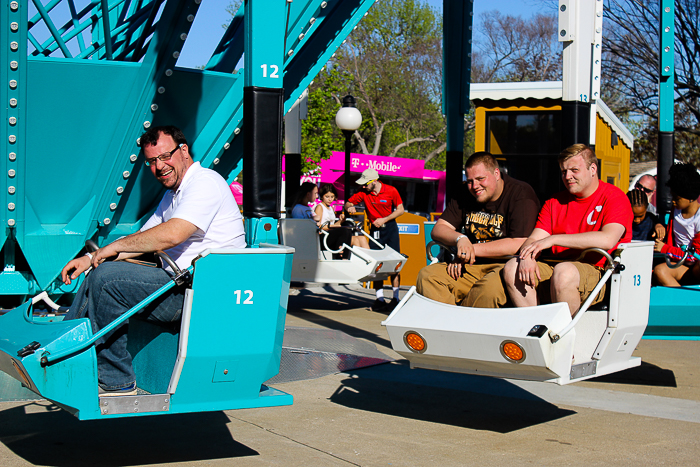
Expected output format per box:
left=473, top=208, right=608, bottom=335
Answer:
left=454, top=235, right=467, bottom=245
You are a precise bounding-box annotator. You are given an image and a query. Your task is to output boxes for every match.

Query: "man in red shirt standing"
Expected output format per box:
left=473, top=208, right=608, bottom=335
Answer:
left=345, top=168, right=405, bottom=311
left=503, top=144, right=633, bottom=317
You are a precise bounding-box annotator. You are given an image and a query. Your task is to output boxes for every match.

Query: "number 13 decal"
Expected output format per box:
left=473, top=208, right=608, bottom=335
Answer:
left=633, top=274, right=641, bottom=286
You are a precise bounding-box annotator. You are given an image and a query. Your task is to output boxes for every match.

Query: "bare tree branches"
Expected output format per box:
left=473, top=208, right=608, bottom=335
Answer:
left=472, top=10, right=562, bottom=83
left=604, top=0, right=700, bottom=162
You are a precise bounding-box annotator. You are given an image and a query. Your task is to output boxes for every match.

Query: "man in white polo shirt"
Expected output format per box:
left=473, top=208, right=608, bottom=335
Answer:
left=61, top=125, right=245, bottom=396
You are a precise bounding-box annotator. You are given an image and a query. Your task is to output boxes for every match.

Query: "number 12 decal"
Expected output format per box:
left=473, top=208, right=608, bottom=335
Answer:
left=261, top=64, right=280, bottom=78
left=233, top=290, right=254, bottom=304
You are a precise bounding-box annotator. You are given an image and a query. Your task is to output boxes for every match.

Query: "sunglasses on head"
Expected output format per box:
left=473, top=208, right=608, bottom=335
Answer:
left=635, top=183, right=653, bottom=194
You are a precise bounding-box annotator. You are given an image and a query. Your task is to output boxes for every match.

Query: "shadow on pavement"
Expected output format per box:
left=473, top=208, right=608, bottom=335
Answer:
left=288, top=286, right=374, bottom=312
left=589, top=360, right=677, bottom=387
left=287, top=308, right=393, bottom=351
left=329, top=361, right=576, bottom=434
left=0, top=404, right=257, bottom=466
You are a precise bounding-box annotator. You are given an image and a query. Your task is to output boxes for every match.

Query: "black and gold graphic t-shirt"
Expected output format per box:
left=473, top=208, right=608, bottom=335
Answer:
left=440, top=174, right=540, bottom=244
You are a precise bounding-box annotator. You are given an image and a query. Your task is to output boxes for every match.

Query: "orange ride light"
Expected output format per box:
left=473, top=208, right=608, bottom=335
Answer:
left=403, top=331, right=427, bottom=353
left=374, top=262, right=384, bottom=274
left=394, top=261, right=403, bottom=272
left=500, top=340, right=525, bottom=363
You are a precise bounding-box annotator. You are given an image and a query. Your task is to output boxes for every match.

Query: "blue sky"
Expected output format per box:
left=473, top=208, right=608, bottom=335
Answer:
left=177, top=0, right=549, bottom=69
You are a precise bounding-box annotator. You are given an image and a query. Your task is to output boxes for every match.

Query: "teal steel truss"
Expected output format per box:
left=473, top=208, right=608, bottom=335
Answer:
left=0, top=0, right=376, bottom=302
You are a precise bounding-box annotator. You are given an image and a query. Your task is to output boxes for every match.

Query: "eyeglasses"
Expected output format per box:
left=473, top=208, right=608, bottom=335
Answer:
left=635, top=182, right=654, bottom=194
left=144, top=144, right=182, bottom=167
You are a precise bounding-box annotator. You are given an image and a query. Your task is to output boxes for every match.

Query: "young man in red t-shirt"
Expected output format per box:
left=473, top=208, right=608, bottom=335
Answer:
left=345, top=168, right=405, bottom=311
left=503, top=144, right=633, bottom=317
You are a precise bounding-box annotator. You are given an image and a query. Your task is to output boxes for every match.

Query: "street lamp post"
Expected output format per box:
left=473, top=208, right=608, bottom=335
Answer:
left=335, top=95, right=362, bottom=202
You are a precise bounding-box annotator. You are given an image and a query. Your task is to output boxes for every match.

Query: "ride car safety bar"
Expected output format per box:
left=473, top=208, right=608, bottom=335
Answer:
left=549, top=248, right=618, bottom=343
left=40, top=264, right=195, bottom=366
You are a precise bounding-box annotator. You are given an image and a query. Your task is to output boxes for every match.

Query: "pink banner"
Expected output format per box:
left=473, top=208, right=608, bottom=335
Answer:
left=282, top=152, right=446, bottom=211
left=323, top=151, right=425, bottom=179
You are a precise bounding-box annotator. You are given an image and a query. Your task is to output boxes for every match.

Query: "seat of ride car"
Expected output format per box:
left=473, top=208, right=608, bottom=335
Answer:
left=279, top=218, right=322, bottom=261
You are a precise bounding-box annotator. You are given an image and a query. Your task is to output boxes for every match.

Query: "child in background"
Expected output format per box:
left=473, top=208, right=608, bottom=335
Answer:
left=627, top=189, right=664, bottom=241
left=314, top=184, right=369, bottom=249
left=653, top=163, right=700, bottom=286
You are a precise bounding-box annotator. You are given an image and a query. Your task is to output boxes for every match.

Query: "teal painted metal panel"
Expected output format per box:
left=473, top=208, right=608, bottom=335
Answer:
left=644, top=285, right=700, bottom=340
left=659, top=0, right=675, bottom=133
left=1, top=0, right=29, bottom=268
left=0, top=248, right=293, bottom=419
left=244, top=0, right=286, bottom=89
left=0, top=0, right=382, bottom=298
left=0, top=303, right=100, bottom=419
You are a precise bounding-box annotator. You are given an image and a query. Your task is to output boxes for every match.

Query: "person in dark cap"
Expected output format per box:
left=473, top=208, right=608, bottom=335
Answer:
left=653, top=163, right=700, bottom=286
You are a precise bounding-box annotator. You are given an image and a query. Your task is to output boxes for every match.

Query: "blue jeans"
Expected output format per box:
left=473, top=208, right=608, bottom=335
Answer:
left=66, top=262, right=185, bottom=390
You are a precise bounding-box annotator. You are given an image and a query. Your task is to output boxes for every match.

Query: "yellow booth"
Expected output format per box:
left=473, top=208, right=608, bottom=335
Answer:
left=470, top=81, right=634, bottom=201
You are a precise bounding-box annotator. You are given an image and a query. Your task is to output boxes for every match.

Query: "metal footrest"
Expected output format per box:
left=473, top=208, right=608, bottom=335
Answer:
left=570, top=361, right=597, bottom=380
left=99, top=393, right=171, bottom=415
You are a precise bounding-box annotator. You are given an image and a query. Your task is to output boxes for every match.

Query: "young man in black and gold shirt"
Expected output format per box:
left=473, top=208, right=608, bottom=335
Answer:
left=416, top=152, right=539, bottom=307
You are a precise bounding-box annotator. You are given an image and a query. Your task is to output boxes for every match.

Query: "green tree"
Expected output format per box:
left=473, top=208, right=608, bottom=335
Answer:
left=299, top=68, right=352, bottom=173
left=304, top=0, right=450, bottom=167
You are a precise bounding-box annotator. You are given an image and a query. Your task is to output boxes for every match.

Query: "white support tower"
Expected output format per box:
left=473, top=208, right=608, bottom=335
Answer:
left=559, top=0, right=604, bottom=145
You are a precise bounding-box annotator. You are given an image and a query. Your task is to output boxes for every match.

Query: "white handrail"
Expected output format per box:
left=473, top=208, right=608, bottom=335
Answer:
left=549, top=257, right=620, bottom=343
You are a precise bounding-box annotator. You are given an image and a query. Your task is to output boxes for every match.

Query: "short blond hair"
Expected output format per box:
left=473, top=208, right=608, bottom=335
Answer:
left=558, top=143, right=597, bottom=167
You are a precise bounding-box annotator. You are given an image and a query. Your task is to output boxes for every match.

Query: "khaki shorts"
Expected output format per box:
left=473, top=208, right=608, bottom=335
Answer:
left=416, top=262, right=506, bottom=307
left=535, top=261, right=606, bottom=306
